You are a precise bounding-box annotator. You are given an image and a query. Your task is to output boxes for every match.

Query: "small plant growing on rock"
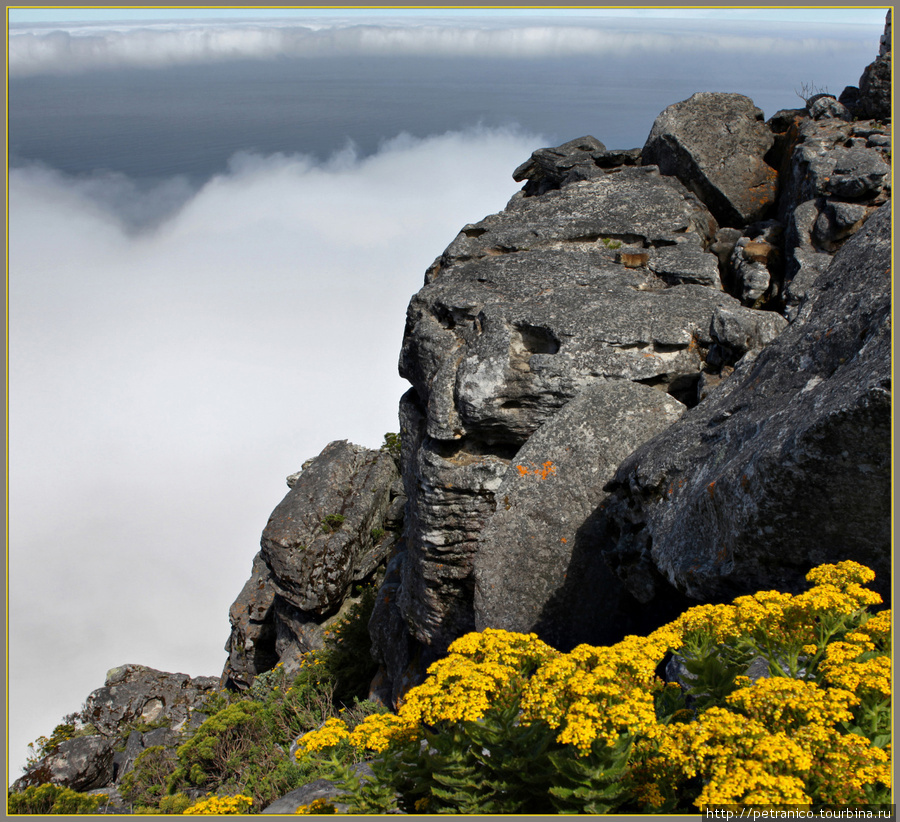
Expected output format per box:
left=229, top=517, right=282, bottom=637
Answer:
left=321, top=514, right=346, bottom=533
left=379, top=432, right=402, bottom=462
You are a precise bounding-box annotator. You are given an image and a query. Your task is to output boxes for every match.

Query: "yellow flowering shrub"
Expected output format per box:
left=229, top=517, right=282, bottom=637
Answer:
left=182, top=794, right=253, bottom=814
left=520, top=635, right=666, bottom=751
left=295, top=717, right=351, bottom=757
left=298, top=628, right=557, bottom=757
left=297, top=562, right=891, bottom=814
left=295, top=797, right=337, bottom=814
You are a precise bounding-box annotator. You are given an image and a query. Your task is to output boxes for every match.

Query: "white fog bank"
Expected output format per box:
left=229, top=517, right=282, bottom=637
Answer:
left=7, top=126, right=542, bottom=781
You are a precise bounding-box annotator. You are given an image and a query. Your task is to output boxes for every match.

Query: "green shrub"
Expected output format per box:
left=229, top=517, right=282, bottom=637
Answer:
left=379, top=432, right=401, bottom=462
left=171, top=702, right=268, bottom=794
left=7, top=784, right=103, bottom=814
left=166, top=663, right=378, bottom=810
left=134, top=792, right=193, bottom=814
left=119, top=745, right=178, bottom=808
left=321, top=514, right=346, bottom=533
left=318, top=586, right=380, bottom=704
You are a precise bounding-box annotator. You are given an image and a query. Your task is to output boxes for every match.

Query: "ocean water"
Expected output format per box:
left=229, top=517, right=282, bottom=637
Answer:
left=8, top=44, right=877, bottom=183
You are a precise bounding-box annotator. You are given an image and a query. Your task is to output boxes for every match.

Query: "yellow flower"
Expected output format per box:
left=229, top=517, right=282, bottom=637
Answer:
left=727, top=677, right=858, bottom=730
left=805, top=561, right=876, bottom=587
left=349, top=711, right=417, bottom=753
left=294, top=717, right=351, bottom=758
left=295, top=798, right=337, bottom=814
left=183, top=794, right=253, bottom=815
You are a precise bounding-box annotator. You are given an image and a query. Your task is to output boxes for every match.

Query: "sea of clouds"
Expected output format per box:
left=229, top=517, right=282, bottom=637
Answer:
left=8, top=16, right=877, bottom=76
left=7, top=126, right=543, bottom=780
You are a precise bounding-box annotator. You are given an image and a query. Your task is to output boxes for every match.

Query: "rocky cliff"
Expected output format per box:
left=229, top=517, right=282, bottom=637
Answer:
left=12, top=12, right=891, bottom=806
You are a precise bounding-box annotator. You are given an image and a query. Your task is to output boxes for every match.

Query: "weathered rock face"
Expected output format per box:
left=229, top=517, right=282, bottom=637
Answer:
left=642, top=92, right=778, bottom=227
left=222, top=439, right=400, bottom=688
left=14, top=664, right=218, bottom=795
left=14, top=735, right=114, bottom=793
left=371, top=32, right=890, bottom=699
left=373, top=148, right=792, bottom=691
left=261, top=440, right=398, bottom=613
left=403, top=168, right=728, bottom=449
left=472, top=380, right=686, bottom=649
left=856, top=10, right=892, bottom=121
left=222, top=552, right=280, bottom=689
left=600, top=202, right=891, bottom=605
left=84, top=665, right=217, bottom=738
left=776, top=113, right=890, bottom=317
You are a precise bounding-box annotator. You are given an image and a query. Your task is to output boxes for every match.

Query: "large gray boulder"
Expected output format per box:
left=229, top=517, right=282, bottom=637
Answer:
left=260, top=440, right=398, bottom=614
left=376, top=156, right=784, bottom=689
left=222, top=439, right=399, bottom=687
left=641, top=92, right=778, bottom=227
left=83, top=665, right=218, bottom=738
left=600, top=202, right=891, bottom=605
left=13, top=735, right=114, bottom=793
left=473, top=380, right=685, bottom=649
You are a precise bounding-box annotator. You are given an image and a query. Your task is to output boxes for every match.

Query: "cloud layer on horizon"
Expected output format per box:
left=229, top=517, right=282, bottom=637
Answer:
left=8, top=16, right=880, bottom=76
left=7, top=126, right=542, bottom=780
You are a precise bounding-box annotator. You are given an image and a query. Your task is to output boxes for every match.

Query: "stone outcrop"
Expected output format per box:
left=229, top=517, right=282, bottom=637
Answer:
left=513, top=135, right=642, bottom=196
left=641, top=92, right=778, bottom=227
left=371, top=111, right=804, bottom=694
left=852, top=9, right=892, bottom=121
left=260, top=440, right=397, bottom=613
left=368, top=19, right=891, bottom=701
left=222, top=439, right=400, bottom=687
left=84, top=665, right=217, bottom=738
left=14, top=735, right=114, bottom=793
left=600, top=202, right=891, bottom=605
left=13, top=665, right=217, bottom=796
left=776, top=111, right=890, bottom=318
